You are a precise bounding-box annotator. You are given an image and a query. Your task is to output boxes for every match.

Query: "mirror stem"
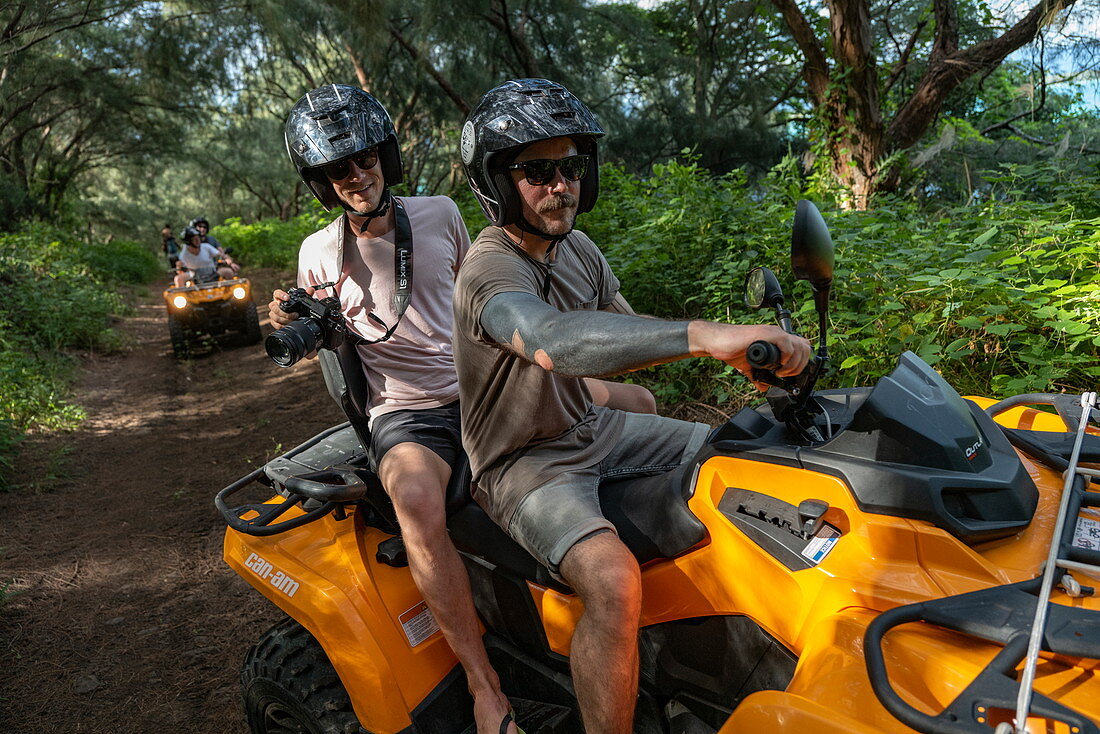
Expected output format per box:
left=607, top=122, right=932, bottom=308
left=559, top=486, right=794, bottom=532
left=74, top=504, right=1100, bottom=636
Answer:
left=775, top=301, right=793, bottom=334
left=814, top=286, right=830, bottom=355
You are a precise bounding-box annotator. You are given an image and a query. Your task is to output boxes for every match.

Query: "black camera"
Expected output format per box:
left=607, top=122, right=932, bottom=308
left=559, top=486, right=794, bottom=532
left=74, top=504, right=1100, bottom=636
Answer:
left=265, top=285, right=346, bottom=367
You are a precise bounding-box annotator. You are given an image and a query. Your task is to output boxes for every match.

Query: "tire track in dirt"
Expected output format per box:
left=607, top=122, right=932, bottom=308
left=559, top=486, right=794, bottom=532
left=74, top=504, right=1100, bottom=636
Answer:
left=0, top=270, right=344, bottom=733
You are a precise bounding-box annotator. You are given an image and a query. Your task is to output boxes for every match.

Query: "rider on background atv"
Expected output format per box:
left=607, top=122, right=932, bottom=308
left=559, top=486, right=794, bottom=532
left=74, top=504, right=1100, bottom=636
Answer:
left=454, top=78, right=811, bottom=734
left=190, top=216, right=239, bottom=275
left=190, top=216, right=221, bottom=249
left=175, top=226, right=236, bottom=287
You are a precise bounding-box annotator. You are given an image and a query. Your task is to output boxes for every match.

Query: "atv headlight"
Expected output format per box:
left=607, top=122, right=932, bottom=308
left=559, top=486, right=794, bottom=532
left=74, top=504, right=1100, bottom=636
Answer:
left=172, top=295, right=188, bottom=309
left=232, top=286, right=247, bottom=300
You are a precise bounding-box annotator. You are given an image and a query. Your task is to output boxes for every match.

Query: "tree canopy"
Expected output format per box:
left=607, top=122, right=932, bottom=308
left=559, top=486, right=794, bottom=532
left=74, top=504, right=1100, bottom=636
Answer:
left=0, top=0, right=1096, bottom=233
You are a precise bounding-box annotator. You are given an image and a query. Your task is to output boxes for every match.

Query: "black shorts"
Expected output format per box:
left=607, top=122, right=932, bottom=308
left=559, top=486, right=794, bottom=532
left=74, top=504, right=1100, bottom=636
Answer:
left=368, top=401, right=462, bottom=472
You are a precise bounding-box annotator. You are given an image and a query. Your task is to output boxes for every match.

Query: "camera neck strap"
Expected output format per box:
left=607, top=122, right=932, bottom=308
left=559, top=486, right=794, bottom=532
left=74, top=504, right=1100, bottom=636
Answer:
left=341, top=197, right=413, bottom=346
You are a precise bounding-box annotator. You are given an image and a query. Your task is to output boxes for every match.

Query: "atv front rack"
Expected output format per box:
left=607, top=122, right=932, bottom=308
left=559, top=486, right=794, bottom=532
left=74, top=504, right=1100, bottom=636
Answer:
left=865, top=392, right=1100, bottom=734
left=214, top=422, right=391, bottom=537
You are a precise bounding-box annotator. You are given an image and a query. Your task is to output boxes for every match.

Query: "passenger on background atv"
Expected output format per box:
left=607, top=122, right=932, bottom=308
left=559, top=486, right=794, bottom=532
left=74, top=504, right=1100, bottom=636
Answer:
left=455, top=78, right=812, bottom=734
left=161, top=223, right=179, bottom=268
left=175, top=226, right=236, bottom=287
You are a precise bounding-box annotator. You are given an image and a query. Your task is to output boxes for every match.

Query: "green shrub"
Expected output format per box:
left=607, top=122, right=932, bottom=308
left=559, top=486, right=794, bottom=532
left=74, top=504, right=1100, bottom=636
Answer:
left=0, top=223, right=154, bottom=489
left=0, top=418, right=20, bottom=492
left=583, top=157, right=1099, bottom=406
left=81, top=239, right=163, bottom=283
left=214, top=205, right=334, bottom=270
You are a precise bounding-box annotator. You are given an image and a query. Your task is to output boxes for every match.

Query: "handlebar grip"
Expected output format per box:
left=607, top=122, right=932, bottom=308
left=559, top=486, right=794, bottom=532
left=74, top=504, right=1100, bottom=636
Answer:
left=747, top=340, right=782, bottom=370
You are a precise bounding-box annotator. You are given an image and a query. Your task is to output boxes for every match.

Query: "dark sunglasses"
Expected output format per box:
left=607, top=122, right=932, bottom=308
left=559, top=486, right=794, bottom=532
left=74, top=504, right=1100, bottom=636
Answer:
left=321, top=147, right=379, bottom=181
left=507, top=154, right=590, bottom=186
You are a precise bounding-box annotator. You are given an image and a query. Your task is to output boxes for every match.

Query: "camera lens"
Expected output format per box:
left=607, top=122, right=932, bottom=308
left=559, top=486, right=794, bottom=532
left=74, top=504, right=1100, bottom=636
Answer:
left=265, top=319, right=323, bottom=367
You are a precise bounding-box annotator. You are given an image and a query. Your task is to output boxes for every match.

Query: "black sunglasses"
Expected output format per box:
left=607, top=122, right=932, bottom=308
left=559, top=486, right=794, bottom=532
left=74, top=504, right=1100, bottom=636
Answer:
left=321, top=147, right=379, bottom=181
left=507, top=154, right=590, bottom=186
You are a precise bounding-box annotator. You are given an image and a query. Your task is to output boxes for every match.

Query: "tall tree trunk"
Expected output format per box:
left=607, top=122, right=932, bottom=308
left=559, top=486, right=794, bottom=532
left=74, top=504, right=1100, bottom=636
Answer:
left=826, top=0, right=883, bottom=208
left=771, top=0, right=1078, bottom=208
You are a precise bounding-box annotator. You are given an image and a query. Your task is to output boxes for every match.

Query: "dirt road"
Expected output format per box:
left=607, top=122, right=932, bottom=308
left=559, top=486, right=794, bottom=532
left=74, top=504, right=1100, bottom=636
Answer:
left=0, top=271, right=344, bottom=733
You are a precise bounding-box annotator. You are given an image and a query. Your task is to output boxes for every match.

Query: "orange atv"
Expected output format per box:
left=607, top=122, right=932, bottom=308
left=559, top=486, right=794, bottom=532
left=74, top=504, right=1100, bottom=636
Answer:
left=163, top=268, right=260, bottom=359
left=216, top=202, right=1100, bottom=734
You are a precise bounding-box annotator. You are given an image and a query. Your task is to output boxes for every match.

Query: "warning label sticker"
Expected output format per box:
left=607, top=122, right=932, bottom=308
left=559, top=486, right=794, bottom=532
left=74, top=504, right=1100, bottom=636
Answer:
left=801, top=524, right=841, bottom=564
left=1072, top=507, right=1100, bottom=551
left=398, top=601, right=440, bottom=648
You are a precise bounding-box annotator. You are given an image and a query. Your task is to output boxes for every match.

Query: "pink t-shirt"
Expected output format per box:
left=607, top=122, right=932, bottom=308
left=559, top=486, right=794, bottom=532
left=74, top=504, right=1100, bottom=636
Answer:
left=297, top=195, right=471, bottom=420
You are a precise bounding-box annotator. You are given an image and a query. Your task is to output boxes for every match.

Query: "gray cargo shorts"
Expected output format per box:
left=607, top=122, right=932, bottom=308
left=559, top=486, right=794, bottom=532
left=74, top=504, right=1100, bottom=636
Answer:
left=506, top=412, right=710, bottom=579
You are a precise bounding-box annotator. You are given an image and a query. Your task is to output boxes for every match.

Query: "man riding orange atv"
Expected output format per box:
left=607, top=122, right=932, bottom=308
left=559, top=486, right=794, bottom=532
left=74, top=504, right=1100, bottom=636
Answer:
left=217, top=200, right=1100, bottom=734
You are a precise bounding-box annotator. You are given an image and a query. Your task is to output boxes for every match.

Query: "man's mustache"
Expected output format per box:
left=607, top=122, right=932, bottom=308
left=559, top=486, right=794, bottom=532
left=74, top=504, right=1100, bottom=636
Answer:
left=536, top=193, right=577, bottom=213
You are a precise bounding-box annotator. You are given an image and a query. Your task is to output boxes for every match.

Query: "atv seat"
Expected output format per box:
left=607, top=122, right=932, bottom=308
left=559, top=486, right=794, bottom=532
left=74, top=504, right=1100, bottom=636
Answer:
left=310, top=340, right=707, bottom=591
left=447, top=460, right=707, bottom=591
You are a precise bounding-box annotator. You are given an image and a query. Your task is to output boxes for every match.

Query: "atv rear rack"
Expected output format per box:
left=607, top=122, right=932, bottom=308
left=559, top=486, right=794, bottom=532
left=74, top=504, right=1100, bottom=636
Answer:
left=865, top=392, right=1100, bottom=734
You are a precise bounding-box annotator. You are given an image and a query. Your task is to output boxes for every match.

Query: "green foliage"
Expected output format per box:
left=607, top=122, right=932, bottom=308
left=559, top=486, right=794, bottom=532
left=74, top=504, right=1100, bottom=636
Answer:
left=214, top=206, right=335, bottom=270
left=0, top=223, right=155, bottom=489
left=583, top=156, right=1099, bottom=407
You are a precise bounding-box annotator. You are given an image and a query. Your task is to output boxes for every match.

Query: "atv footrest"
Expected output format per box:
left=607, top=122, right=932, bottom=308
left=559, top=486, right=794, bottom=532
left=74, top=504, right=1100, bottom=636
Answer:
left=513, top=698, right=573, bottom=734
left=458, top=699, right=572, bottom=734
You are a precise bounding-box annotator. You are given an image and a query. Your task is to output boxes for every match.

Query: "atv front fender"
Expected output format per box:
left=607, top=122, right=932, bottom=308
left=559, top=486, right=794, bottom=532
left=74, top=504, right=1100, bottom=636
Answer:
left=223, top=507, right=459, bottom=733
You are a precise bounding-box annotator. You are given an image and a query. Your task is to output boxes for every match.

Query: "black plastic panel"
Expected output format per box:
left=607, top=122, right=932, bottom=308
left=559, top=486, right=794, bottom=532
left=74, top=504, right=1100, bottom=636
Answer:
left=704, top=353, right=1039, bottom=543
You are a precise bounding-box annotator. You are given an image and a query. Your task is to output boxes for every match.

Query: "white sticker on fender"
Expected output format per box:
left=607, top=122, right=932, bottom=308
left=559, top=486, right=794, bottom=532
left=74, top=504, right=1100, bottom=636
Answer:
left=399, top=601, right=441, bottom=648
left=1072, top=507, right=1100, bottom=551
left=801, top=524, right=841, bottom=564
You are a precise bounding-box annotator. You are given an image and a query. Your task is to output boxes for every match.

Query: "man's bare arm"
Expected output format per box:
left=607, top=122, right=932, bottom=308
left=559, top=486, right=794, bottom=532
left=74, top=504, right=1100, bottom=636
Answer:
left=480, top=291, right=811, bottom=380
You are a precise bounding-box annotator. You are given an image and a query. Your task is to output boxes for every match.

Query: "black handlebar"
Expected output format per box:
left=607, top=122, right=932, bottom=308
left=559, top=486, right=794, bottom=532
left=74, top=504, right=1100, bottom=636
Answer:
left=747, top=340, right=782, bottom=370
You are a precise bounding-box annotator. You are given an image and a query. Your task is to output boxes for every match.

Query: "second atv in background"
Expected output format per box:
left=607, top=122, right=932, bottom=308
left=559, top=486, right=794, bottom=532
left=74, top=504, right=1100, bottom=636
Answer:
left=164, top=225, right=260, bottom=358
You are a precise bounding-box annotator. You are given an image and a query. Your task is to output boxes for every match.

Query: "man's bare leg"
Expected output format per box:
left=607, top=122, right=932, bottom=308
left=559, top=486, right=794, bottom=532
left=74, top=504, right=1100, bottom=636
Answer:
left=558, top=531, right=642, bottom=734
left=585, top=378, right=657, bottom=414
left=379, top=443, right=516, bottom=734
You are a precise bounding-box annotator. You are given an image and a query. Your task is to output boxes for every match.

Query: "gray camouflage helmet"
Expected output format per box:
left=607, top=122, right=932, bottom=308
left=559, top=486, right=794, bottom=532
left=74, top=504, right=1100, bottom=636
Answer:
left=284, top=84, right=403, bottom=210
left=461, top=78, right=604, bottom=227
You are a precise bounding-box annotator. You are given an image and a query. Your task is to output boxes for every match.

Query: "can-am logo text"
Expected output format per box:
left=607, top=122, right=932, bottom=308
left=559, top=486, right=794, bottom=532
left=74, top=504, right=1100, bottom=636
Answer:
left=244, top=552, right=300, bottom=597
left=965, top=438, right=983, bottom=460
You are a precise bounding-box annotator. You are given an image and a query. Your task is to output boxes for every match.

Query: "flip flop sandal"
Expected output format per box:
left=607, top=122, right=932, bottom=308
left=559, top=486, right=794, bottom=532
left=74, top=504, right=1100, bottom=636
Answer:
left=499, top=709, right=526, bottom=734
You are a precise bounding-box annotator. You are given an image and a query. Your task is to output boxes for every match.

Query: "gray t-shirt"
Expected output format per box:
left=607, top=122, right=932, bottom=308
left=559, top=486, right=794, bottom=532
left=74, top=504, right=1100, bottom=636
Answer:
left=452, top=226, right=626, bottom=526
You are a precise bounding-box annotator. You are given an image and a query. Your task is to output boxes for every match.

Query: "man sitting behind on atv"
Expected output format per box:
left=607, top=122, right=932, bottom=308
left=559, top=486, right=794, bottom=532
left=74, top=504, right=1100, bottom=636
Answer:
left=453, top=79, right=812, bottom=734
left=265, top=84, right=530, bottom=734
left=175, top=226, right=236, bottom=287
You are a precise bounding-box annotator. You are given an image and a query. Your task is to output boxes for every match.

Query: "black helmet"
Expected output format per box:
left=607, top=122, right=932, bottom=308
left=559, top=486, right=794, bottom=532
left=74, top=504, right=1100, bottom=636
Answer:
left=461, top=78, right=604, bottom=228
left=284, top=84, right=403, bottom=211
left=181, top=226, right=201, bottom=242
left=189, top=216, right=209, bottom=229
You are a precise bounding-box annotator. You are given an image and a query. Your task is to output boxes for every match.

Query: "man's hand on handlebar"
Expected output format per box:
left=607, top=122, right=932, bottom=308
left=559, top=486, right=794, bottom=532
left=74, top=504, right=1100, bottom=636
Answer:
left=689, top=322, right=812, bottom=391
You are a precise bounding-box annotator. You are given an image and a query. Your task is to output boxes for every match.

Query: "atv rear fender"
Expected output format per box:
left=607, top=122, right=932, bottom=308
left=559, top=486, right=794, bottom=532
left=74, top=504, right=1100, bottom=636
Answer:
left=223, top=508, right=459, bottom=733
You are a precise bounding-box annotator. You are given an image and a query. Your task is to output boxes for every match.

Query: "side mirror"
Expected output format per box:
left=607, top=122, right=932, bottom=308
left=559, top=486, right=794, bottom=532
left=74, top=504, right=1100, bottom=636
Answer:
left=744, top=267, right=784, bottom=310
left=790, top=200, right=834, bottom=290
